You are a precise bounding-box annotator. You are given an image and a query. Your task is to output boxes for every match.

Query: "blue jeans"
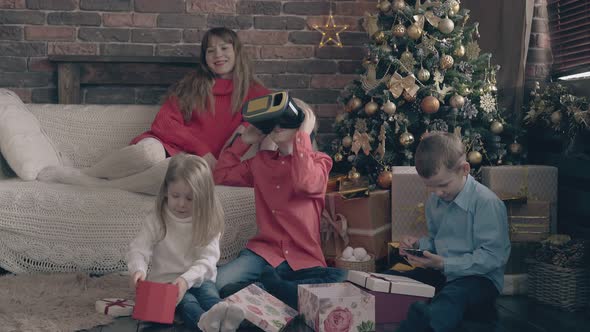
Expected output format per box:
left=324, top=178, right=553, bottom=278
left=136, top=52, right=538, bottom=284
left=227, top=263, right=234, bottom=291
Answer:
left=177, top=280, right=221, bottom=328
left=217, top=249, right=348, bottom=308
left=394, top=271, right=499, bottom=332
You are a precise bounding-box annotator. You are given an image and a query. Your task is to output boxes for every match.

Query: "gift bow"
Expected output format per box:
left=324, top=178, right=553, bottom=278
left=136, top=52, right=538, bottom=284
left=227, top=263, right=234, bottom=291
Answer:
left=388, top=72, right=419, bottom=99
left=399, top=203, right=426, bottom=227
left=321, top=195, right=350, bottom=247
left=413, top=15, right=426, bottom=30
left=424, top=11, right=441, bottom=27
left=352, top=131, right=371, bottom=155
left=103, top=299, right=133, bottom=315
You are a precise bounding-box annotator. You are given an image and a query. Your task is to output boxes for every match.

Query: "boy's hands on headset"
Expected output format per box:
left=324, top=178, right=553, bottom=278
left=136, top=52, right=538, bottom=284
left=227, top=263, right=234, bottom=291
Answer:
left=241, top=124, right=266, bottom=145
left=300, top=105, right=316, bottom=136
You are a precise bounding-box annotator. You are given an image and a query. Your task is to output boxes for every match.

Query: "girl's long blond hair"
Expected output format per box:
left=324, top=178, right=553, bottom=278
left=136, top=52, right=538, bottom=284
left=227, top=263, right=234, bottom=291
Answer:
left=165, top=27, right=257, bottom=122
left=155, top=153, right=224, bottom=248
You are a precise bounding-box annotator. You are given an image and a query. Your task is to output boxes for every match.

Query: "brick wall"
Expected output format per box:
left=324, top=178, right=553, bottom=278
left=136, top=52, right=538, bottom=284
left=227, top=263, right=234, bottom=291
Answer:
left=525, top=0, right=552, bottom=88
left=0, top=0, right=372, bottom=135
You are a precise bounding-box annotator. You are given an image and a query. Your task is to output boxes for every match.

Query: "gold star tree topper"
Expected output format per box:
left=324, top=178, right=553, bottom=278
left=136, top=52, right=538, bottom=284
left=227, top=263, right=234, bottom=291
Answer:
left=313, top=14, right=348, bottom=47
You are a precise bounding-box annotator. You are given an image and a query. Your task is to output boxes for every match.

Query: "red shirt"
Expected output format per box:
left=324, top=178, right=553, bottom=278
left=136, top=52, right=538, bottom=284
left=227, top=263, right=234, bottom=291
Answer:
left=131, top=79, right=270, bottom=158
left=214, top=131, right=332, bottom=270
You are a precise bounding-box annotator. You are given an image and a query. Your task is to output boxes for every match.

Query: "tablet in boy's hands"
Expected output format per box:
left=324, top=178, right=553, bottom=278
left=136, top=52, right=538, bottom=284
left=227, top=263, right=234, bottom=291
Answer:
left=404, top=248, right=425, bottom=257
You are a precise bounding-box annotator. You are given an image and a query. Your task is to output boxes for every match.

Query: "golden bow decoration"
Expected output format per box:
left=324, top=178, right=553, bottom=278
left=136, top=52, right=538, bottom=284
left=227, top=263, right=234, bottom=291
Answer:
left=320, top=195, right=350, bottom=248
left=352, top=130, right=372, bottom=155
left=388, top=72, right=419, bottom=99
left=400, top=203, right=426, bottom=227
left=413, top=14, right=426, bottom=30
left=425, top=11, right=441, bottom=27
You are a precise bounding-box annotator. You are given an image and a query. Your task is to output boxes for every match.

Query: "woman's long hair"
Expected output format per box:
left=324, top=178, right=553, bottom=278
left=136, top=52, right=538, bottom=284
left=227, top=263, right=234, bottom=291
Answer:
left=155, top=153, right=224, bottom=249
left=165, top=27, right=256, bottom=122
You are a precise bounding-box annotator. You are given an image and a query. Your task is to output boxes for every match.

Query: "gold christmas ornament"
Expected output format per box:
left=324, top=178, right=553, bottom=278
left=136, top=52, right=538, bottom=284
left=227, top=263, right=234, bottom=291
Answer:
left=381, top=100, right=397, bottom=115
left=313, top=14, right=348, bottom=48
left=440, top=54, right=454, bottom=70
left=453, top=45, right=466, bottom=57
left=380, top=43, right=392, bottom=53
left=450, top=0, right=460, bottom=14
left=392, top=24, right=406, bottom=37
left=392, top=0, right=406, bottom=12
left=438, top=17, right=455, bottom=34
left=364, top=100, right=379, bottom=116
left=348, top=168, right=361, bottom=180
left=467, top=151, right=482, bottom=165
left=551, top=111, right=562, bottom=124
left=407, top=24, right=423, bottom=40
left=509, top=142, right=523, bottom=155
left=335, top=113, right=346, bottom=123
left=490, top=121, right=504, bottom=134
left=334, top=153, right=343, bottom=162
left=403, top=90, right=416, bottom=102
left=449, top=94, right=465, bottom=109
left=342, top=135, right=353, bottom=148
left=377, top=170, right=393, bottom=189
left=378, top=0, right=392, bottom=13
left=347, top=96, right=362, bottom=112
left=373, top=31, right=386, bottom=44
left=421, top=96, right=440, bottom=114
left=417, top=68, right=431, bottom=82
left=399, top=131, right=415, bottom=147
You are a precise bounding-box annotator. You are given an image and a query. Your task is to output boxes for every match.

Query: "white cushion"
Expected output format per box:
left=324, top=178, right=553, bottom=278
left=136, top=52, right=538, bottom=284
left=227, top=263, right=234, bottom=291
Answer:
left=0, top=89, right=61, bottom=180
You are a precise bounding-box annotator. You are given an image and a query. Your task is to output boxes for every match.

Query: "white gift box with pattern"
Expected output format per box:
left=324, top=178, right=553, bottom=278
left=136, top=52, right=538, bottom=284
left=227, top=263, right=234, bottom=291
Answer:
left=391, top=166, right=430, bottom=242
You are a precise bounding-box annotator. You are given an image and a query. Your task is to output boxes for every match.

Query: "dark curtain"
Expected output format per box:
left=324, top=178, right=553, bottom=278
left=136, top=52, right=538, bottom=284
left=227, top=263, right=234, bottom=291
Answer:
left=462, top=0, right=534, bottom=122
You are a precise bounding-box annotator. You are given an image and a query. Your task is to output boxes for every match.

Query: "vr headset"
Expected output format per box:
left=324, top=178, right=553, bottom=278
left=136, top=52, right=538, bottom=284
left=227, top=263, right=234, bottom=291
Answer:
left=242, top=91, right=305, bottom=134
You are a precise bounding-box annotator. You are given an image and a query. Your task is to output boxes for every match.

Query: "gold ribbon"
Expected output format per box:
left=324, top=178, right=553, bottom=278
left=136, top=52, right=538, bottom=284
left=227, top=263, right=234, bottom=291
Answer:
left=425, top=11, right=441, bottom=27
left=413, top=15, right=426, bottom=30
left=399, top=203, right=426, bottom=227
left=388, top=72, right=419, bottom=99
left=321, top=195, right=350, bottom=249
left=352, top=130, right=371, bottom=155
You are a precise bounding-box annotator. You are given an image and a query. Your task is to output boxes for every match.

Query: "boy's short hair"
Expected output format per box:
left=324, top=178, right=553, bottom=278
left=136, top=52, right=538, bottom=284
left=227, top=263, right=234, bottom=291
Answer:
left=415, top=132, right=466, bottom=178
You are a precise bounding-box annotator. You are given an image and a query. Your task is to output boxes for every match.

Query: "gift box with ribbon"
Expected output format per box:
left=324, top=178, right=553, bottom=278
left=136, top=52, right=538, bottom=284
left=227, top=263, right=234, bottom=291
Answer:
left=391, top=167, right=430, bottom=242
left=508, top=200, right=551, bottom=242
left=481, top=165, right=558, bottom=233
left=132, top=280, right=178, bottom=324
left=95, top=298, right=135, bottom=317
left=322, top=190, right=391, bottom=261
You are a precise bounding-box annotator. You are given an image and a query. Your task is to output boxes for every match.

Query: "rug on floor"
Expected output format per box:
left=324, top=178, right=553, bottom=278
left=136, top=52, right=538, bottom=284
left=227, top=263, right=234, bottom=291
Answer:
left=0, top=272, right=134, bottom=332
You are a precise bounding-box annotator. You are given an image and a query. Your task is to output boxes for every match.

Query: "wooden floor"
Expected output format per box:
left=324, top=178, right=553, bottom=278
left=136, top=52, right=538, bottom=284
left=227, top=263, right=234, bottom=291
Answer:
left=83, top=296, right=590, bottom=332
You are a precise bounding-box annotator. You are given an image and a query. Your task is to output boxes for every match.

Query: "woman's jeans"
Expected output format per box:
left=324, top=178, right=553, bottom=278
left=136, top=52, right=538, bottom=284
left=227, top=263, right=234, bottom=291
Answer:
left=177, top=280, right=221, bottom=328
left=216, top=249, right=348, bottom=309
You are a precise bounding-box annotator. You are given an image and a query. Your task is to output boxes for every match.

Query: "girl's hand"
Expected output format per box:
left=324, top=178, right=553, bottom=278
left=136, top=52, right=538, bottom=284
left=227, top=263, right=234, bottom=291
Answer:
left=399, top=235, right=419, bottom=256
left=173, top=277, right=189, bottom=304
left=300, top=105, right=316, bottom=135
left=223, top=125, right=247, bottom=150
left=241, top=125, right=265, bottom=145
left=405, top=251, right=444, bottom=270
left=202, top=152, right=217, bottom=170
left=130, top=271, right=146, bottom=289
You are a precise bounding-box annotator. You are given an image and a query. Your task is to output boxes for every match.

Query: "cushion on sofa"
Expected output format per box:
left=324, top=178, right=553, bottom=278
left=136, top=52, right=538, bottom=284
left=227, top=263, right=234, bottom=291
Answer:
left=0, top=89, right=61, bottom=180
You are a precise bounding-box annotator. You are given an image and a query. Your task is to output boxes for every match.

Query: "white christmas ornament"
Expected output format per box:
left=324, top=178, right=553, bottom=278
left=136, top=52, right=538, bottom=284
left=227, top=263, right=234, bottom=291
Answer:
left=342, top=246, right=354, bottom=259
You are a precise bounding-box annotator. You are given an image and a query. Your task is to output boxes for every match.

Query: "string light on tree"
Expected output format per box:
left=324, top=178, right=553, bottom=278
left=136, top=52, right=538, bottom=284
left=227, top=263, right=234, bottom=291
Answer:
left=313, top=4, right=348, bottom=48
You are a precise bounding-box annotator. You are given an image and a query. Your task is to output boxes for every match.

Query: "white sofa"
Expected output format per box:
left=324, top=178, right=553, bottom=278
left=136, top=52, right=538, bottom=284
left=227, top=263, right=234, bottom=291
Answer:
left=0, top=98, right=257, bottom=274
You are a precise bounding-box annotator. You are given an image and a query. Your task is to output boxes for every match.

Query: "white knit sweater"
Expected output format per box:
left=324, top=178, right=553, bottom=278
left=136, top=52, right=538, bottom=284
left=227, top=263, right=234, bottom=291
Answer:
left=126, top=207, right=220, bottom=288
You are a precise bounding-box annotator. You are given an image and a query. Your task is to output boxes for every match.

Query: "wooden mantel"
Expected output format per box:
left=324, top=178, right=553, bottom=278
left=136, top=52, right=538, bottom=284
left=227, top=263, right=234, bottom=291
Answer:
left=49, top=55, right=199, bottom=104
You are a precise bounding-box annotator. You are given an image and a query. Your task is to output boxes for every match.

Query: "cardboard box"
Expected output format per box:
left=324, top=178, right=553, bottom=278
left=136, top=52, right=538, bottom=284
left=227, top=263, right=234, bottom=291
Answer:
left=132, top=280, right=178, bottom=324
left=481, top=165, right=558, bottom=233
left=298, top=282, right=375, bottom=332
left=347, top=271, right=434, bottom=324
left=391, top=167, right=430, bottom=242
left=507, top=201, right=551, bottom=242
left=226, top=284, right=298, bottom=332
left=324, top=190, right=391, bottom=260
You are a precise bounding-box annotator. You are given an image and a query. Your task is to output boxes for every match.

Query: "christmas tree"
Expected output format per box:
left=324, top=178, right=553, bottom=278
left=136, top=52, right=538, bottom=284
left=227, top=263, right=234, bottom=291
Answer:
left=330, top=0, right=520, bottom=189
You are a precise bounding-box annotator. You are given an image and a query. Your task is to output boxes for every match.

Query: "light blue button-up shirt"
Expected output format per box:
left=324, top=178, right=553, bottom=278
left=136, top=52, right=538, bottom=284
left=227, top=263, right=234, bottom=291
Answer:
left=418, top=175, right=511, bottom=292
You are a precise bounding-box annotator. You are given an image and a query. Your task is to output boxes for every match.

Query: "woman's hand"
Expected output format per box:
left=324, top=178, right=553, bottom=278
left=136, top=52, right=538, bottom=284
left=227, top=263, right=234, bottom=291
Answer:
left=300, top=105, right=316, bottom=136
left=130, top=271, right=145, bottom=289
left=173, top=277, right=189, bottom=304
left=241, top=125, right=265, bottom=145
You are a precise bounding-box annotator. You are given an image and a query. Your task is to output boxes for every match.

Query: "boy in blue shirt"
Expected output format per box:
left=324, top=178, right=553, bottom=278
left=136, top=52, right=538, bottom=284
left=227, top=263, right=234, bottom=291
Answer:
left=396, top=132, right=511, bottom=332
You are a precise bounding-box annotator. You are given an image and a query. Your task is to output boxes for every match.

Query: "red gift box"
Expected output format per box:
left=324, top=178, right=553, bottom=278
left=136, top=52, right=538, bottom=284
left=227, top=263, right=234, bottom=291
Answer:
left=132, top=280, right=178, bottom=324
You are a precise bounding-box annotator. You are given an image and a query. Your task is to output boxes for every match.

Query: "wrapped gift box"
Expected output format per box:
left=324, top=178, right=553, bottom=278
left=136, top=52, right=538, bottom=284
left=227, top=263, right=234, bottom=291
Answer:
left=347, top=270, right=434, bottom=324
left=95, top=298, right=135, bottom=317
left=481, top=165, right=558, bottom=233
left=226, top=284, right=298, bottom=332
left=507, top=200, right=551, bottom=242
left=132, top=280, right=178, bottom=324
left=298, top=282, right=375, bottom=332
left=391, top=167, right=430, bottom=242
left=323, top=190, right=391, bottom=261
left=502, top=274, right=528, bottom=295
